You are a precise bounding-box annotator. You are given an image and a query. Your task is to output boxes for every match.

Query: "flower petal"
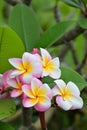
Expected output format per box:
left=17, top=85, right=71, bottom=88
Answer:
left=52, top=85, right=60, bottom=96
left=54, top=79, right=66, bottom=93
left=22, top=84, right=35, bottom=98
left=48, top=57, right=61, bottom=79
left=35, top=96, right=51, bottom=112
left=23, top=97, right=38, bottom=107
left=11, top=89, right=22, bottom=97
left=31, top=78, right=42, bottom=96
left=10, top=70, right=25, bottom=78
left=56, top=96, right=72, bottom=111
left=40, top=48, right=52, bottom=66
left=69, top=96, right=83, bottom=110
left=38, top=83, right=52, bottom=99
left=67, top=81, right=80, bottom=96
left=21, top=73, right=33, bottom=84
left=9, top=58, right=23, bottom=70
left=32, top=62, right=42, bottom=78
left=2, top=70, right=13, bottom=89
left=7, top=78, right=20, bottom=89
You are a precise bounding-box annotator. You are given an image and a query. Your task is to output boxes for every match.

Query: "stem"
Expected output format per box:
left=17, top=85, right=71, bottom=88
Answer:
left=39, top=112, right=47, bottom=130
left=21, top=107, right=36, bottom=130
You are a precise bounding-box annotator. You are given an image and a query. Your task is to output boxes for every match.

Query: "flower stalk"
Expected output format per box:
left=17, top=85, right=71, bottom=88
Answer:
left=39, top=112, right=47, bottom=130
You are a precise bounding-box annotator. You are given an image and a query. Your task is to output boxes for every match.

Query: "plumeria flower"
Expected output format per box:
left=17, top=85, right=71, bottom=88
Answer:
left=8, top=52, right=42, bottom=83
left=7, top=76, right=24, bottom=98
left=40, top=48, right=61, bottom=79
left=0, top=70, right=13, bottom=93
left=52, top=79, right=83, bottom=111
left=0, top=74, right=4, bottom=94
left=0, top=71, right=11, bottom=99
left=22, top=78, right=52, bottom=112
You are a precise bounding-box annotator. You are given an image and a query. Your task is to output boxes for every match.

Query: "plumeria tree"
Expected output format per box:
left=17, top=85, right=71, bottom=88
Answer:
left=0, top=0, right=87, bottom=130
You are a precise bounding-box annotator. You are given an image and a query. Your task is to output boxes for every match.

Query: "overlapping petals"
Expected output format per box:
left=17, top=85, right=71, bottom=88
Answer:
left=40, top=48, right=61, bottom=79
left=9, top=52, right=42, bottom=83
left=7, top=76, right=23, bottom=97
left=22, top=78, right=52, bottom=112
left=52, top=79, right=83, bottom=110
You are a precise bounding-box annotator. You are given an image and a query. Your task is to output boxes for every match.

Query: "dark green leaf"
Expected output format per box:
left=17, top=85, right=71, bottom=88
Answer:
left=0, top=122, right=14, bottom=130
left=0, top=99, right=16, bottom=120
left=78, top=19, right=87, bottom=29
left=42, top=77, right=55, bottom=88
left=0, top=26, right=25, bottom=73
left=36, top=21, right=75, bottom=48
left=61, top=66, right=87, bottom=91
left=61, top=0, right=82, bottom=8
left=9, top=3, right=40, bottom=52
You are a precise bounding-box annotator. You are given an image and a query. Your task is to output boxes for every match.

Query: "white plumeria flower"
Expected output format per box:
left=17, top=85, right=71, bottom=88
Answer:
left=52, top=79, right=83, bottom=111
left=40, top=48, right=61, bottom=79
left=8, top=52, right=42, bottom=83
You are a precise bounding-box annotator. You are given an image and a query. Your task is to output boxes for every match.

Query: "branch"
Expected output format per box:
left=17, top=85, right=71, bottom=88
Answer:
left=53, top=25, right=85, bottom=46
left=58, top=44, right=70, bottom=61
left=54, top=1, right=60, bottom=22
left=58, top=41, right=79, bottom=65
left=4, top=0, right=20, bottom=6
left=22, top=0, right=32, bottom=6
left=69, top=43, right=79, bottom=65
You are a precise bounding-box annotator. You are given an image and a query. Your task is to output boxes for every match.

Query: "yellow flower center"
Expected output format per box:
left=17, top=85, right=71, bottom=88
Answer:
left=23, top=61, right=33, bottom=74
left=60, top=87, right=72, bottom=100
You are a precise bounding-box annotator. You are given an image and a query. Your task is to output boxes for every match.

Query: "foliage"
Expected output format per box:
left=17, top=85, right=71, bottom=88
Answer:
left=0, top=99, right=16, bottom=120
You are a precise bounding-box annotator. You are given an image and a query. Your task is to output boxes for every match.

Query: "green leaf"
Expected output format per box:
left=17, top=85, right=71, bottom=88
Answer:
left=42, top=77, right=55, bottom=88
left=0, top=99, right=16, bottom=120
left=0, top=26, right=25, bottom=73
left=61, top=66, right=87, bottom=91
left=78, top=19, right=87, bottom=29
left=36, top=21, right=75, bottom=48
left=0, top=122, right=14, bottom=130
left=61, top=0, right=82, bottom=8
left=9, top=3, right=40, bottom=52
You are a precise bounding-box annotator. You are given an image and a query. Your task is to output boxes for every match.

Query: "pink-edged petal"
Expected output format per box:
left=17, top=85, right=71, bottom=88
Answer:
left=31, top=78, right=42, bottom=96
left=23, top=97, right=38, bottom=108
left=22, top=84, right=35, bottom=98
left=21, top=73, right=32, bottom=84
left=7, top=78, right=20, bottom=88
left=10, top=70, right=25, bottom=78
left=54, top=79, right=66, bottom=92
left=2, top=70, right=13, bottom=89
left=9, top=58, right=23, bottom=70
left=22, top=52, right=33, bottom=69
left=32, top=62, right=42, bottom=78
left=35, top=96, right=51, bottom=112
left=67, top=81, right=80, bottom=96
left=56, top=96, right=72, bottom=111
left=40, top=48, right=52, bottom=66
left=22, top=52, right=39, bottom=67
left=11, top=89, right=22, bottom=97
left=69, top=96, right=83, bottom=110
left=38, top=83, right=52, bottom=99
left=0, top=74, right=3, bottom=86
left=52, top=85, right=60, bottom=96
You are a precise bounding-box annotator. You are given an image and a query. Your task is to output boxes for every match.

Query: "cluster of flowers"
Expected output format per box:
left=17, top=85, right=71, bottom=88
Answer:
left=0, top=48, right=83, bottom=112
